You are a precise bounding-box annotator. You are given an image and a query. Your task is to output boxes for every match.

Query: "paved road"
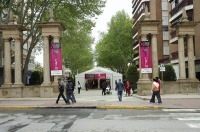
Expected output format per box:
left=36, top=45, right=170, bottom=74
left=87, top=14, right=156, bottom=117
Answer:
left=0, top=108, right=200, bottom=132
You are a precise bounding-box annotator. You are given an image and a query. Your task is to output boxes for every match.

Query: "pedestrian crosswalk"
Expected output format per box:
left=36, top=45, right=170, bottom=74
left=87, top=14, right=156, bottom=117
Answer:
left=0, top=109, right=200, bottom=132
left=0, top=113, right=77, bottom=132
left=162, top=109, right=200, bottom=129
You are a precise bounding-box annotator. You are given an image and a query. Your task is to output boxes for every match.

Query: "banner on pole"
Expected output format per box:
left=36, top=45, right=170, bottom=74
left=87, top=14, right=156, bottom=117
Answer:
left=50, top=43, right=63, bottom=75
left=140, top=41, right=152, bottom=73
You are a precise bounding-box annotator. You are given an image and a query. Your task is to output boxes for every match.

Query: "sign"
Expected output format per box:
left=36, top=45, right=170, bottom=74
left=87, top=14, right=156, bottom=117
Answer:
left=160, top=63, right=165, bottom=71
left=50, top=43, right=63, bottom=75
left=140, top=41, right=152, bottom=73
left=85, top=74, right=106, bottom=79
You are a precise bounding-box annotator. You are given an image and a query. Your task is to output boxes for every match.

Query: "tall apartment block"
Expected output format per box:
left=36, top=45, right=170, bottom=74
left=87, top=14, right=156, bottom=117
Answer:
left=168, top=0, right=200, bottom=80
left=132, top=0, right=169, bottom=77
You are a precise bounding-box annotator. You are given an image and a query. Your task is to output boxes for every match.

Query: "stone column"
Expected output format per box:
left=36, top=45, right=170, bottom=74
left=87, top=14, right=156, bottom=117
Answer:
left=3, top=39, right=12, bottom=87
left=178, top=35, right=186, bottom=80
left=139, top=34, right=149, bottom=80
left=13, top=38, right=23, bottom=86
left=42, top=36, right=51, bottom=85
left=151, top=34, right=158, bottom=78
left=52, top=36, right=60, bottom=85
left=150, top=0, right=157, bottom=20
left=187, top=35, right=196, bottom=80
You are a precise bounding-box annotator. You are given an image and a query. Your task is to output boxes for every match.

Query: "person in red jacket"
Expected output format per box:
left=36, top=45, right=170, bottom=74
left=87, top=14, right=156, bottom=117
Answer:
left=125, top=81, right=131, bottom=96
left=156, top=77, right=162, bottom=103
left=156, top=77, right=161, bottom=92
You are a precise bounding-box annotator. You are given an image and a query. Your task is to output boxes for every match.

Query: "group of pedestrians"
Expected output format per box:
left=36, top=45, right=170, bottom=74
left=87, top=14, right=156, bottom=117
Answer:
left=115, top=77, right=162, bottom=103
left=56, top=77, right=76, bottom=105
left=101, top=80, right=112, bottom=95
left=56, top=77, right=162, bottom=104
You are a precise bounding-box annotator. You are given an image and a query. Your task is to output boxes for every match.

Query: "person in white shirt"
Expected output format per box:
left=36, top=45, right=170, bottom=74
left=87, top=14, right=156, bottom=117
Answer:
left=150, top=78, right=162, bottom=103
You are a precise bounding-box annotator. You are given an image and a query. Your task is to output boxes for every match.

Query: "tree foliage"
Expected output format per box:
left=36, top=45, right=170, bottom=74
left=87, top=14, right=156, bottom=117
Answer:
left=0, top=0, right=106, bottom=83
left=95, top=10, right=133, bottom=74
left=159, top=65, right=177, bottom=81
left=29, top=71, right=42, bottom=85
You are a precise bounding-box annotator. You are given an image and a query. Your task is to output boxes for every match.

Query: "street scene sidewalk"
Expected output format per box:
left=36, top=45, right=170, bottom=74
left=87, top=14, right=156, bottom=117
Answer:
left=0, top=89, right=200, bottom=109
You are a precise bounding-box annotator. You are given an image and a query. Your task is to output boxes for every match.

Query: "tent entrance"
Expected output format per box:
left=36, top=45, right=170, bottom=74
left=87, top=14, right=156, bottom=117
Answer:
left=87, top=79, right=98, bottom=89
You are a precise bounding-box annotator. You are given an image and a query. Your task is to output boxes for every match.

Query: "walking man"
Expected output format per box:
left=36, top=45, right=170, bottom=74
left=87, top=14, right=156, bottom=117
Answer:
left=115, top=79, right=125, bottom=101
left=85, top=81, right=88, bottom=91
left=66, top=78, right=76, bottom=104
left=101, top=80, right=107, bottom=95
left=56, top=78, right=68, bottom=104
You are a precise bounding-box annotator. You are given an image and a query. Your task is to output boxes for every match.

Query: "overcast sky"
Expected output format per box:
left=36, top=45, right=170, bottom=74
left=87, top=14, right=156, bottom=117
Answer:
left=35, top=0, right=132, bottom=65
left=92, top=0, right=132, bottom=44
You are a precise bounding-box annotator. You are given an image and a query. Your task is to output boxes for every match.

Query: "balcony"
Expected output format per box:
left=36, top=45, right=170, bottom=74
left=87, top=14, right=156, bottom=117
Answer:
left=158, top=57, right=170, bottom=64
left=132, top=0, right=142, bottom=15
left=171, top=49, right=188, bottom=60
left=170, top=29, right=176, bottom=39
left=169, top=0, right=193, bottom=17
left=171, top=51, right=178, bottom=60
left=132, top=2, right=150, bottom=26
left=132, top=40, right=139, bottom=47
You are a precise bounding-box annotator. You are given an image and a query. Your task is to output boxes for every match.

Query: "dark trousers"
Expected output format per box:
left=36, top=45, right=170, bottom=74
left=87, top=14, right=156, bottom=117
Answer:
left=66, top=91, right=75, bottom=103
left=117, top=91, right=123, bottom=101
left=56, top=91, right=67, bottom=103
left=71, top=91, right=76, bottom=103
left=150, top=91, right=162, bottom=103
left=102, top=88, right=106, bottom=95
left=78, top=88, right=81, bottom=94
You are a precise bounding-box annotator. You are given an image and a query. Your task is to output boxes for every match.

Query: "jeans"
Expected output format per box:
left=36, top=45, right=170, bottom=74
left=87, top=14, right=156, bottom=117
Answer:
left=117, top=91, right=123, bottom=101
left=66, top=91, right=75, bottom=103
left=150, top=91, right=162, bottom=103
left=71, top=92, right=76, bottom=103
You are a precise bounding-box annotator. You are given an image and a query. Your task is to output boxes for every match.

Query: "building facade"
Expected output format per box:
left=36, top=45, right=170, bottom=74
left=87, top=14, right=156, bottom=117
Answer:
left=132, top=0, right=200, bottom=80
left=132, top=0, right=169, bottom=77
left=168, top=0, right=200, bottom=80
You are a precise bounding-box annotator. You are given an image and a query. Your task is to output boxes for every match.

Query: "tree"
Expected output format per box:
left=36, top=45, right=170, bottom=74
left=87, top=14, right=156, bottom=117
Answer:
left=35, top=62, right=43, bottom=73
left=126, top=64, right=139, bottom=92
left=159, top=65, right=177, bottom=81
left=0, top=0, right=106, bottom=83
left=95, top=10, right=133, bottom=74
left=29, top=71, right=42, bottom=85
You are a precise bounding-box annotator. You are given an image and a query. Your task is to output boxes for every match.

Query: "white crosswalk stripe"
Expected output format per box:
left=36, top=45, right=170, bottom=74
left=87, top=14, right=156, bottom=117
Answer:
left=162, top=109, right=200, bottom=129
left=162, top=109, right=200, bottom=112
left=186, top=123, right=200, bottom=128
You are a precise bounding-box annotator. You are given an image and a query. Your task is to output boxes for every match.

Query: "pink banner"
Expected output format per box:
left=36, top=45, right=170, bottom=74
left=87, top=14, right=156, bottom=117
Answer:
left=85, top=74, right=106, bottom=79
left=140, top=41, right=152, bottom=73
left=95, top=74, right=106, bottom=79
left=50, top=43, right=62, bottom=75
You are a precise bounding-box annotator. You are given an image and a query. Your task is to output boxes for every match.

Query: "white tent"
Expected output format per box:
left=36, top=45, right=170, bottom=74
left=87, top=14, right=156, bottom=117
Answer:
left=75, top=67, right=122, bottom=89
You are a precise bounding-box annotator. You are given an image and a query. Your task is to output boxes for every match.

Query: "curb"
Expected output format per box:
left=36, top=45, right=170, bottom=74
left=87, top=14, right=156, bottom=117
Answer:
left=0, top=106, right=96, bottom=109
left=0, top=105, right=163, bottom=110
left=96, top=105, right=162, bottom=110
